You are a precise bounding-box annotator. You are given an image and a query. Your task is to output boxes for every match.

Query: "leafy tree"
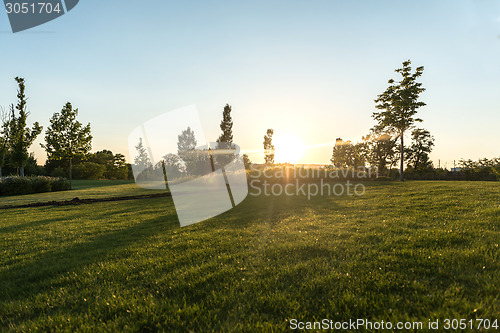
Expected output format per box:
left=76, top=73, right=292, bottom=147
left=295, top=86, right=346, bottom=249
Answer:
left=177, top=127, right=202, bottom=175
left=263, top=129, right=275, bottom=165
left=89, top=150, right=128, bottom=179
left=242, top=153, right=252, bottom=170
left=134, top=138, right=152, bottom=170
left=41, top=102, right=92, bottom=189
left=363, top=131, right=398, bottom=175
left=177, top=127, right=197, bottom=154
left=9, top=77, right=42, bottom=177
left=0, top=108, right=12, bottom=177
left=89, top=150, right=114, bottom=165
left=373, top=60, right=426, bottom=181
left=330, top=138, right=366, bottom=168
left=162, top=153, right=185, bottom=178
left=406, top=128, right=434, bottom=170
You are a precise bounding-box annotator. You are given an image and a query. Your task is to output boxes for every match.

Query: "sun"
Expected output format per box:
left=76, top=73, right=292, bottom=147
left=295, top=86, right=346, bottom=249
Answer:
left=273, top=134, right=306, bottom=164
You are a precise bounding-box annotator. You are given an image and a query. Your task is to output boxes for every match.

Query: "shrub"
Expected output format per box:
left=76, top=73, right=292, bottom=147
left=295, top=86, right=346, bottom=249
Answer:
left=51, top=167, right=67, bottom=178
left=73, top=162, right=106, bottom=180
left=0, top=177, right=33, bottom=196
left=31, top=176, right=52, bottom=193
left=375, top=176, right=392, bottom=181
left=51, top=178, right=70, bottom=192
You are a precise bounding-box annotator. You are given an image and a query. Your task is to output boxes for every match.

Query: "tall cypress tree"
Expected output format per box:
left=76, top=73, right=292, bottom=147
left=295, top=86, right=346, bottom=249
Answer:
left=216, top=104, right=233, bottom=148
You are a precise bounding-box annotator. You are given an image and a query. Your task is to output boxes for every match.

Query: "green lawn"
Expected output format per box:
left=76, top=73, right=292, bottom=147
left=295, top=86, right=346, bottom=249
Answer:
left=0, top=181, right=499, bottom=331
left=0, top=180, right=167, bottom=208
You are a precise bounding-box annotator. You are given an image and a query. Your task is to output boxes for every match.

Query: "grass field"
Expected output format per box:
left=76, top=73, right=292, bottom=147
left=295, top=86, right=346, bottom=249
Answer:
left=0, top=180, right=167, bottom=208
left=0, top=181, right=499, bottom=331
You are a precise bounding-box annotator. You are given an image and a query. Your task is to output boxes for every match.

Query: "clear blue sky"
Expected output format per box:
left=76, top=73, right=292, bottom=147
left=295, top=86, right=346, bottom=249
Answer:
left=1, top=0, right=499, bottom=167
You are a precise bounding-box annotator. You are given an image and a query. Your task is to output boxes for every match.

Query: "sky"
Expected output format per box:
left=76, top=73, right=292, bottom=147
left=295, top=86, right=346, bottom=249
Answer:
left=1, top=0, right=499, bottom=167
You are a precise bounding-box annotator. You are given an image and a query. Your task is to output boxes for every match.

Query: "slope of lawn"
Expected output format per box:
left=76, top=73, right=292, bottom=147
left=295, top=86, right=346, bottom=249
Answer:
left=0, top=180, right=167, bottom=208
left=0, top=181, right=499, bottom=331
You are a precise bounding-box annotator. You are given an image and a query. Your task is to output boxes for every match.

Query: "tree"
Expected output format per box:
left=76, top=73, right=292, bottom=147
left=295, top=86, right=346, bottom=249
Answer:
left=263, top=129, right=275, bottom=165
left=89, top=150, right=128, bottom=179
left=177, top=127, right=197, bottom=175
left=363, top=130, right=398, bottom=175
left=215, top=104, right=235, bottom=166
left=41, top=102, right=92, bottom=189
left=162, top=153, right=185, bottom=178
left=330, top=138, right=366, bottom=168
left=177, top=127, right=210, bottom=175
left=216, top=104, right=233, bottom=147
left=9, top=77, right=42, bottom=177
left=134, top=138, right=152, bottom=170
left=373, top=60, right=426, bottom=181
left=0, top=107, right=12, bottom=177
left=242, top=153, right=252, bottom=170
left=406, top=128, right=434, bottom=170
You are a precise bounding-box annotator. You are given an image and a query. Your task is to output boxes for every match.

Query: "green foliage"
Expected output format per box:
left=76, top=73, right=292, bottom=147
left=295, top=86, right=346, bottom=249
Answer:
left=0, top=108, right=12, bottom=177
left=406, top=128, right=434, bottom=170
left=216, top=104, right=233, bottom=146
left=176, top=127, right=211, bottom=176
left=42, top=102, right=92, bottom=162
left=373, top=60, right=426, bottom=181
left=0, top=176, right=68, bottom=196
left=0, top=176, right=33, bottom=195
left=458, top=157, right=500, bottom=181
left=242, top=153, right=252, bottom=170
left=263, top=129, right=275, bottom=165
left=73, top=162, right=106, bottom=180
left=8, top=77, right=43, bottom=176
left=89, top=150, right=129, bottom=180
left=162, top=153, right=185, bottom=179
left=362, top=131, right=398, bottom=175
left=134, top=138, right=152, bottom=171
left=51, top=177, right=71, bottom=192
left=330, top=138, right=366, bottom=168
left=31, top=176, right=52, bottom=193
left=41, top=102, right=92, bottom=187
left=50, top=167, right=67, bottom=178
left=375, top=176, right=393, bottom=181
left=215, top=104, right=235, bottom=166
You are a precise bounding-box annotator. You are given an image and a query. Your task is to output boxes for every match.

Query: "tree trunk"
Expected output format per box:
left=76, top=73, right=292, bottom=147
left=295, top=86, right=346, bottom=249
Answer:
left=69, top=158, right=73, bottom=190
left=0, top=166, right=2, bottom=178
left=20, top=165, right=24, bottom=177
left=400, top=133, right=404, bottom=182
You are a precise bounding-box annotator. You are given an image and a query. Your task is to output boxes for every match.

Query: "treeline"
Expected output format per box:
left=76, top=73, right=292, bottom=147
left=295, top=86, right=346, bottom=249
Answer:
left=259, top=60, right=498, bottom=182
left=0, top=77, right=132, bottom=186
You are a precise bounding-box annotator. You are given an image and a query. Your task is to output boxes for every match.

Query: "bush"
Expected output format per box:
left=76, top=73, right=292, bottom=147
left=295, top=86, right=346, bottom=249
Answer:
left=0, top=177, right=33, bottom=196
left=31, top=176, right=52, bottom=193
left=51, top=167, right=67, bottom=178
left=0, top=176, right=70, bottom=196
left=375, top=176, right=392, bottom=181
left=73, top=162, right=106, bottom=180
left=51, top=178, right=70, bottom=192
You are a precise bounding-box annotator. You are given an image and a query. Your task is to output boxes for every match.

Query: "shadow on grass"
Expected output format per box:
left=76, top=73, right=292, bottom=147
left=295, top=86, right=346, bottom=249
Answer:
left=0, top=212, right=179, bottom=303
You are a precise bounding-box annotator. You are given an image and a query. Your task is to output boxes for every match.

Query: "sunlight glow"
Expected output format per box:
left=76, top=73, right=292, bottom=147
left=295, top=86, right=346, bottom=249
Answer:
left=273, top=134, right=306, bottom=164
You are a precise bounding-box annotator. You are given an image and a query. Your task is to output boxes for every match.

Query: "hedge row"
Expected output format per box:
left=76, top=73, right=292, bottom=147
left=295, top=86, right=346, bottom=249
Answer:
left=0, top=176, right=70, bottom=196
